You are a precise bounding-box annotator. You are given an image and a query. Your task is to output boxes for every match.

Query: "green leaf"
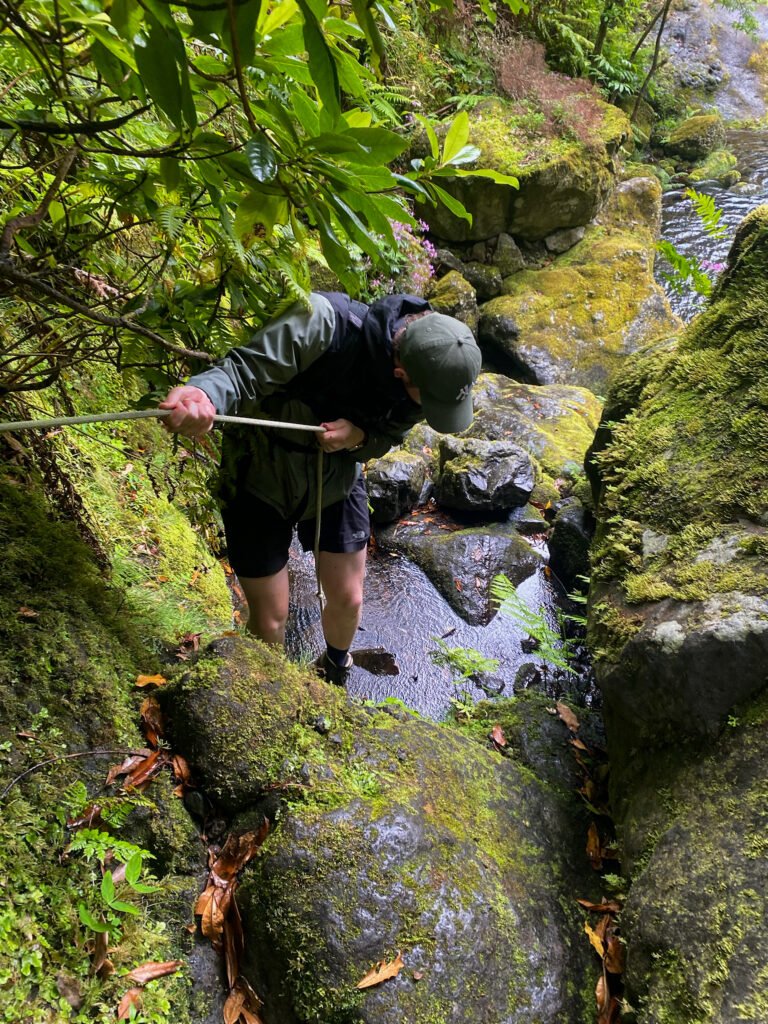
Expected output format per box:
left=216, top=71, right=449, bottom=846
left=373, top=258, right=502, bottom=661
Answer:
left=414, top=114, right=440, bottom=161
left=234, top=191, right=288, bottom=238
left=340, top=126, right=407, bottom=163
left=453, top=167, right=519, bottom=188
left=350, top=0, right=385, bottom=69
left=109, top=900, right=141, bottom=915
left=426, top=182, right=472, bottom=224
left=125, top=852, right=142, bottom=886
left=78, top=904, right=109, bottom=933
left=445, top=144, right=481, bottom=167
left=343, top=108, right=372, bottom=129
left=101, top=871, right=115, bottom=905
left=224, top=0, right=263, bottom=67
left=245, top=134, right=278, bottom=182
left=441, top=111, right=469, bottom=164
left=296, top=0, right=340, bottom=122
left=291, top=88, right=320, bottom=135
left=135, top=23, right=182, bottom=128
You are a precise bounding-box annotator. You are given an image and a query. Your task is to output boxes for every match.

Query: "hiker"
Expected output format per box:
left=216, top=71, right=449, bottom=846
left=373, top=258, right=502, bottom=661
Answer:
left=160, top=291, right=482, bottom=684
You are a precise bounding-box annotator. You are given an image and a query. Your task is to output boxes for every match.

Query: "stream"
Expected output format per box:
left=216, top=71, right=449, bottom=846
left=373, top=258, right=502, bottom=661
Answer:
left=659, top=129, right=768, bottom=321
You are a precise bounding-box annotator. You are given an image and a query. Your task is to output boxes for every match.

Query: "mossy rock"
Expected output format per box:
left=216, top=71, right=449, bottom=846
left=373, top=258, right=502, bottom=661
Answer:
left=587, top=205, right=768, bottom=810
left=426, top=270, right=478, bottom=333
left=477, top=179, right=680, bottom=393
left=614, top=697, right=768, bottom=1023
left=688, top=148, right=740, bottom=186
left=0, top=466, right=216, bottom=1024
left=468, top=373, right=603, bottom=484
left=366, top=450, right=428, bottom=524
left=170, top=640, right=598, bottom=1023
left=417, top=97, right=629, bottom=243
left=660, top=113, right=726, bottom=162
left=435, top=435, right=535, bottom=513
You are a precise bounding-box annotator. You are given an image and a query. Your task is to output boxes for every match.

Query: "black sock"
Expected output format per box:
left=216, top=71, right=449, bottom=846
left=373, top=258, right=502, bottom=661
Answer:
left=326, top=643, right=349, bottom=667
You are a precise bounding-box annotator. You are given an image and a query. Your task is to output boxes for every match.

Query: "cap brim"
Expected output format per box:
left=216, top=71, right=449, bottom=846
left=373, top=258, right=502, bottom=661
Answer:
left=420, top=392, right=474, bottom=434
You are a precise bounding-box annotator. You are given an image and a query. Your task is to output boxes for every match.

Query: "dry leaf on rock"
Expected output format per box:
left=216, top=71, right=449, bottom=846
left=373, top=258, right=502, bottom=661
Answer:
left=135, top=674, right=167, bottom=688
left=604, top=934, right=625, bottom=974
left=584, top=921, right=605, bottom=958
left=490, top=724, right=507, bottom=750
left=555, top=701, right=580, bottom=732
left=577, top=898, right=622, bottom=914
left=586, top=822, right=603, bottom=870
left=126, top=960, right=184, bottom=984
left=140, top=696, right=165, bottom=747
left=117, top=988, right=143, bottom=1020
left=356, top=951, right=405, bottom=989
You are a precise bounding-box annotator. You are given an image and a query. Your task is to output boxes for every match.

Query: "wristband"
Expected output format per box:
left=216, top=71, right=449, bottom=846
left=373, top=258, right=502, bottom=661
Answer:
left=348, top=431, right=368, bottom=453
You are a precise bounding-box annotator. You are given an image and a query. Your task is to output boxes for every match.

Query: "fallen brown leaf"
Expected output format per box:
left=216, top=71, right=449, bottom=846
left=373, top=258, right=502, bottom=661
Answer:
left=585, top=921, right=605, bottom=958
left=117, top=988, right=143, bottom=1020
left=586, top=822, right=603, bottom=870
left=126, top=960, right=184, bottom=985
left=555, top=701, right=580, bottom=732
left=595, top=972, right=608, bottom=1012
left=569, top=736, right=590, bottom=751
left=172, top=754, right=193, bottom=786
left=135, top=673, right=167, bottom=688
left=16, top=730, right=35, bottom=740
left=92, top=930, right=112, bottom=979
left=140, top=696, right=165, bottom=747
left=224, top=988, right=246, bottom=1024
left=490, top=724, right=507, bottom=751
left=356, top=951, right=405, bottom=989
left=576, top=898, right=622, bottom=914
left=604, top=934, right=625, bottom=974
left=17, top=606, right=39, bottom=618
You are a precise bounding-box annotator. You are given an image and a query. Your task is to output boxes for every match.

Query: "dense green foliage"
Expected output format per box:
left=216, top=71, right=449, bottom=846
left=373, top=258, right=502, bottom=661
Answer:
left=0, top=0, right=523, bottom=406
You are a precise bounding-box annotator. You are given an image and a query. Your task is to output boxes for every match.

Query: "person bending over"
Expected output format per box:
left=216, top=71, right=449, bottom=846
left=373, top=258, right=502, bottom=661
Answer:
left=161, top=291, right=482, bottom=685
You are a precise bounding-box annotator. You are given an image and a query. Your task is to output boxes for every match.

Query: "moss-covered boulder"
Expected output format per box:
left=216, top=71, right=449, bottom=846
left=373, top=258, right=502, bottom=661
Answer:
left=607, top=692, right=768, bottom=1024
left=366, top=450, right=428, bottom=524
left=468, top=374, right=603, bottom=489
left=688, top=148, right=740, bottom=186
left=418, top=98, right=629, bottom=243
left=435, top=435, right=535, bottom=513
left=587, top=206, right=768, bottom=776
left=660, top=113, right=726, bottom=162
left=0, top=466, right=217, bottom=1024
left=477, top=177, right=680, bottom=392
left=164, top=638, right=597, bottom=1023
left=376, top=521, right=543, bottom=624
left=426, top=270, right=479, bottom=333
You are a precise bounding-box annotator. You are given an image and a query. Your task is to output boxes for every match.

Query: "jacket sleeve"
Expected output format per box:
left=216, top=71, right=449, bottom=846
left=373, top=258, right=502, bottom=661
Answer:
left=353, top=410, right=424, bottom=463
left=186, top=294, right=336, bottom=415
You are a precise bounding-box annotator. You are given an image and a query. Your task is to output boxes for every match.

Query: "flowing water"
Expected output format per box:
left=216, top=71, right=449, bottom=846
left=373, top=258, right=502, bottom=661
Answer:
left=659, top=130, right=768, bottom=321
left=285, top=538, right=572, bottom=719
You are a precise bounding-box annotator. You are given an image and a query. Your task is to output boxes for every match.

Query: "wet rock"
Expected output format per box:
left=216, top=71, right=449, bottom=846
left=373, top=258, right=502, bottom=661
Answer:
left=433, top=248, right=465, bottom=275
left=377, top=521, right=542, bottom=624
left=548, top=497, right=591, bottom=590
left=468, top=374, right=603, bottom=486
left=544, top=226, right=585, bottom=254
left=493, top=232, right=525, bottom=276
left=435, top=435, right=535, bottom=513
left=660, top=113, right=726, bottom=162
left=508, top=502, right=549, bottom=535
left=234, top=696, right=595, bottom=1024
left=478, top=179, right=680, bottom=392
left=462, top=260, right=503, bottom=301
left=426, top=270, right=478, bottom=333
left=417, top=97, right=629, bottom=242
left=366, top=450, right=427, bottom=524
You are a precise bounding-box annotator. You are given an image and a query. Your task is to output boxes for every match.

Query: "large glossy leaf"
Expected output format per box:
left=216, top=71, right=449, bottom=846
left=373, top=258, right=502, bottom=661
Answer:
left=296, top=0, right=340, bottom=122
left=453, top=167, right=520, bottom=187
left=135, top=23, right=183, bottom=129
left=426, top=182, right=473, bottom=224
left=442, top=111, right=470, bottom=164
left=245, top=134, right=279, bottom=182
left=235, top=191, right=288, bottom=238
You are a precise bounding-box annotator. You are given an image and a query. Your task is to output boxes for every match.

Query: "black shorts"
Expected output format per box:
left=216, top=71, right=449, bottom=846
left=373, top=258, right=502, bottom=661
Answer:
left=221, top=476, right=370, bottom=578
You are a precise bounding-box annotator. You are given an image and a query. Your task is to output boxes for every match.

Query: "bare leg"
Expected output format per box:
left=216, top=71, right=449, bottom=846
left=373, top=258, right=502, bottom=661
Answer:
left=317, top=549, right=367, bottom=652
left=238, top=568, right=290, bottom=646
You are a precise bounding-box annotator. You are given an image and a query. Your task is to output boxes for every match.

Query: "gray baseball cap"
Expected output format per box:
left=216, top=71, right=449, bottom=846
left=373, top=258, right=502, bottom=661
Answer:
left=399, top=313, right=482, bottom=433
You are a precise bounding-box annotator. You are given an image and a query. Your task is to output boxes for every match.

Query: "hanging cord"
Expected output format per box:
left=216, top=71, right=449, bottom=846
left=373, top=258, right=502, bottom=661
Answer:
left=0, top=407, right=329, bottom=611
left=314, top=446, right=326, bottom=609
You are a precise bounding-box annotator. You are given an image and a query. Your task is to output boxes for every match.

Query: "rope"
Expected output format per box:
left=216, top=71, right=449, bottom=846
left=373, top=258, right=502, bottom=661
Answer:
left=0, top=406, right=330, bottom=612
left=0, top=408, right=326, bottom=434
left=314, top=447, right=326, bottom=609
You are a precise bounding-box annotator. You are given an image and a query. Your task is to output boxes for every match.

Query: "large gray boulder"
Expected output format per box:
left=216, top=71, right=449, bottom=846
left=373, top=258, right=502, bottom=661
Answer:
left=435, top=435, right=535, bottom=513
left=160, top=639, right=597, bottom=1024
left=366, top=450, right=428, bottom=524
left=376, top=520, right=543, bottom=624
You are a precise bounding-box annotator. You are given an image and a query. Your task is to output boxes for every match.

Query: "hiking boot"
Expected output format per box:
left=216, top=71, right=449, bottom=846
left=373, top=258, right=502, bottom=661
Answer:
left=314, top=651, right=353, bottom=687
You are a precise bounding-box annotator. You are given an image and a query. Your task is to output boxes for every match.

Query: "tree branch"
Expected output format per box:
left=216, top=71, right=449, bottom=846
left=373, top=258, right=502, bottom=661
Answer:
left=0, top=142, right=79, bottom=259
left=0, top=265, right=215, bottom=362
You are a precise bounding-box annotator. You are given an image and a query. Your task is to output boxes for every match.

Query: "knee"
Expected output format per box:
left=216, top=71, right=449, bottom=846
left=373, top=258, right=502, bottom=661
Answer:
left=328, top=583, right=363, bottom=618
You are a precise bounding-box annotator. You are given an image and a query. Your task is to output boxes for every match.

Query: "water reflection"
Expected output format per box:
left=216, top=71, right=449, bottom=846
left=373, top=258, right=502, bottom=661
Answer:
left=659, top=130, right=768, bottom=321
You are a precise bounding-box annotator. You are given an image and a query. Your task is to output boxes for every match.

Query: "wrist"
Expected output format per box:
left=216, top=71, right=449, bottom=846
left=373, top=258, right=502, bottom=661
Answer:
left=347, top=429, right=368, bottom=453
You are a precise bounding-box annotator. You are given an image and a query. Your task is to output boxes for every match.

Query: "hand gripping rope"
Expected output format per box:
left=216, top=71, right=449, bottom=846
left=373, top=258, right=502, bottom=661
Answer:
left=0, top=408, right=328, bottom=609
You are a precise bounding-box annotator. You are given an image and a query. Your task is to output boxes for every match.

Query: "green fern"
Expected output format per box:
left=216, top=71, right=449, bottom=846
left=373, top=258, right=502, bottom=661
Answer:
left=154, top=205, right=186, bottom=240
left=685, top=188, right=728, bottom=240
left=490, top=574, right=573, bottom=670
left=656, top=240, right=713, bottom=297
